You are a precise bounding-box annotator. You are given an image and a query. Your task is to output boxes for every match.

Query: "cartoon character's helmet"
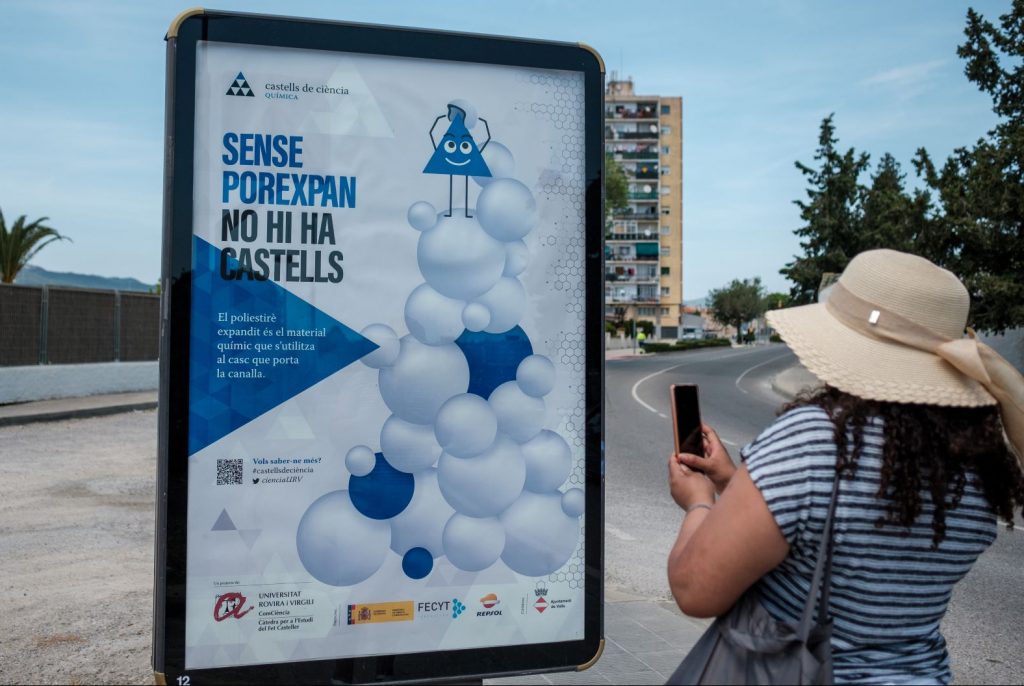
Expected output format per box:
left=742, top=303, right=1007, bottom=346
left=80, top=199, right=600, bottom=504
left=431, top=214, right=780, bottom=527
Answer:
left=446, top=103, right=467, bottom=122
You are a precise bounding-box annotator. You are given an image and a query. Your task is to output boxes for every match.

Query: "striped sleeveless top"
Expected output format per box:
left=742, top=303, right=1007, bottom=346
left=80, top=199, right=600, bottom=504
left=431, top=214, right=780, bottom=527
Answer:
left=741, top=406, right=997, bottom=685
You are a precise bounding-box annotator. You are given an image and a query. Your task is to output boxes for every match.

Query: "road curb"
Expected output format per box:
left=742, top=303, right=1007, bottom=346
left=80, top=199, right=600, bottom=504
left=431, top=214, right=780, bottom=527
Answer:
left=0, top=401, right=158, bottom=428
left=771, top=364, right=821, bottom=401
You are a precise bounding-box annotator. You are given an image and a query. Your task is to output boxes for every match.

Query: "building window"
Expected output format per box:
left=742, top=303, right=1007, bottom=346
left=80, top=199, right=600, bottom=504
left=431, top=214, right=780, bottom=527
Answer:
left=661, top=287, right=671, bottom=296
left=660, top=185, right=671, bottom=195
left=661, top=166, right=670, bottom=176
left=660, top=225, right=671, bottom=235
left=638, top=306, right=656, bottom=316
left=662, top=145, right=670, bottom=154
left=661, top=207, right=671, bottom=215
left=661, top=266, right=670, bottom=275
left=661, top=246, right=671, bottom=256
left=661, top=126, right=671, bottom=135
left=661, top=104, right=671, bottom=115
left=661, top=307, right=670, bottom=315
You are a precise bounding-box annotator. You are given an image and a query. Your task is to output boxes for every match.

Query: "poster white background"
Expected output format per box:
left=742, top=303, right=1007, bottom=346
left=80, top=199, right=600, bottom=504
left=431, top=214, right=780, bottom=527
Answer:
left=186, top=41, right=587, bottom=669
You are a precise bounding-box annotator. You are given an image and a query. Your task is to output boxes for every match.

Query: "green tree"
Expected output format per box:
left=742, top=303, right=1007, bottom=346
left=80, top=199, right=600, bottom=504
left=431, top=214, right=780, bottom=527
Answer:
left=780, top=115, right=870, bottom=304
left=912, top=2, right=1024, bottom=332
left=0, top=210, right=69, bottom=283
left=604, top=152, right=628, bottom=221
left=859, top=153, right=933, bottom=254
left=709, top=277, right=766, bottom=343
left=762, top=291, right=791, bottom=311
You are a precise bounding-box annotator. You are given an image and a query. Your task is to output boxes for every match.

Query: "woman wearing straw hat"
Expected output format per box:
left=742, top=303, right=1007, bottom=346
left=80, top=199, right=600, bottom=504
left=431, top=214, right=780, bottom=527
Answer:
left=665, top=249, right=1024, bottom=684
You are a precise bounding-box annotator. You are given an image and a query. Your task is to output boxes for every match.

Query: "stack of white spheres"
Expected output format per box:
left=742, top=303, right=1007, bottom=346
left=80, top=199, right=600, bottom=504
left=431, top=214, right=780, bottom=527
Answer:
left=326, top=128, right=583, bottom=584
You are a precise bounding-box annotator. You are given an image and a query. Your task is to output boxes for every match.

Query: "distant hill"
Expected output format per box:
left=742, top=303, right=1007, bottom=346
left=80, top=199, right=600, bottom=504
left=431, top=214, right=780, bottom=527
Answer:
left=14, top=265, right=154, bottom=293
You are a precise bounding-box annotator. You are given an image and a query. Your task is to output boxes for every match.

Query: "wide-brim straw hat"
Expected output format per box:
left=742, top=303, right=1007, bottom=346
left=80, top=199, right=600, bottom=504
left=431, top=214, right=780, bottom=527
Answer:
left=767, top=249, right=995, bottom=407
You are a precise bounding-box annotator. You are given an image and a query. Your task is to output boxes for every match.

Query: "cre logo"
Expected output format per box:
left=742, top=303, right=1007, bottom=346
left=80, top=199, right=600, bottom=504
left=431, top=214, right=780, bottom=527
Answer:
left=213, top=592, right=252, bottom=621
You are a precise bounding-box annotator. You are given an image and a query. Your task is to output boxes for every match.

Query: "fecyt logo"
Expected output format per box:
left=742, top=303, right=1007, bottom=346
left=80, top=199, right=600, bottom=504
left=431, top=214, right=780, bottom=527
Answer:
left=416, top=598, right=465, bottom=620
left=226, top=72, right=255, bottom=97
left=477, top=593, right=502, bottom=617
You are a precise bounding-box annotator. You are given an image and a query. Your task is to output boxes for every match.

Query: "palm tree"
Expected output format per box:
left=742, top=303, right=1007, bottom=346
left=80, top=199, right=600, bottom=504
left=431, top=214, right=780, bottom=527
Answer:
left=0, top=209, right=70, bottom=283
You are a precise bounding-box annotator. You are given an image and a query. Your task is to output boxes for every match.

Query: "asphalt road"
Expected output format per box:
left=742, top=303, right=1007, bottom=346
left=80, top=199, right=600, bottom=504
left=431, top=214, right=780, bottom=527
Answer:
left=605, top=343, right=1024, bottom=685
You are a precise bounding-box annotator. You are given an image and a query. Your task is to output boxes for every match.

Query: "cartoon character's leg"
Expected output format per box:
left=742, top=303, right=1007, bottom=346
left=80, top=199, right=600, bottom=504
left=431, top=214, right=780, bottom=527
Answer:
left=444, top=175, right=454, bottom=217
left=464, top=176, right=472, bottom=218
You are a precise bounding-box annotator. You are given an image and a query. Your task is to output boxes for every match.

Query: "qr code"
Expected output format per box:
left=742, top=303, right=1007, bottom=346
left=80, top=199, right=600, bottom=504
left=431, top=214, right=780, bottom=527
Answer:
left=217, top=459, right=243, bottom=485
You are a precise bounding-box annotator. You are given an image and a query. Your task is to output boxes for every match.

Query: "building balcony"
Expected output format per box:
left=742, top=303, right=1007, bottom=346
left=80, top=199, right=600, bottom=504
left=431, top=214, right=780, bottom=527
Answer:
left=606, top=254, right=659, bottom=263
left=606, top=232, right=660, bottom=241
left=606, top=104, right=659, bottom=120
left=611, top=208, right=660, bottom=218
left=612, top=150, right=659, bottom=160
left=605, top=276, right=659, bottom=285
left=627, top=191, right=658, bottom=200
left=608, top=131, right=659, bottom=141
left=605, top=295, right=661, bottom=304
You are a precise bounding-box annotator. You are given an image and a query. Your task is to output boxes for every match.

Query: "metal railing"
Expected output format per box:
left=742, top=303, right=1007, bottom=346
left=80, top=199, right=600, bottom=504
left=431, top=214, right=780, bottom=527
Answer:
left=606, top=233, right=660, bottom=241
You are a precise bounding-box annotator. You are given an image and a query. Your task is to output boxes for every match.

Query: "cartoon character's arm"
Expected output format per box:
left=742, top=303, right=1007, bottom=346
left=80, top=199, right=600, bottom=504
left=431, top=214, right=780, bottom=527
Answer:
left=478, top=117, right=492, bottom=151
left=429, top=114, right=447, bottom=149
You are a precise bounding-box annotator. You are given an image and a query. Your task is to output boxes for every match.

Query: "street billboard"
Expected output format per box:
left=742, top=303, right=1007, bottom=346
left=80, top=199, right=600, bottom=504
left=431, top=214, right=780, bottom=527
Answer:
left=155, top=9, right=604, bottom=684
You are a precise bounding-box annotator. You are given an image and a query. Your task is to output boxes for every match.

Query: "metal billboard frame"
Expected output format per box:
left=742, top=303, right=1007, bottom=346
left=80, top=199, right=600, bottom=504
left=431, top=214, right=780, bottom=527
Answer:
left=155, top=8, right=605, bottom=684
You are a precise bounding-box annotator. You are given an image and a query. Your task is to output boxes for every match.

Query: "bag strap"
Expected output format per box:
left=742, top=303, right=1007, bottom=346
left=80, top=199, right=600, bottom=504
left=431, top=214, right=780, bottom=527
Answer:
left=797, top=468, right=841, bottom=641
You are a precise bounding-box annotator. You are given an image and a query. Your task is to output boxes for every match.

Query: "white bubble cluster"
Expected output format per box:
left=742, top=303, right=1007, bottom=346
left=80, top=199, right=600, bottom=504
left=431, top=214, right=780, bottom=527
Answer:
left=473, top=141, right=515, bottom=187
left=296, top=116, right=581, bottom=586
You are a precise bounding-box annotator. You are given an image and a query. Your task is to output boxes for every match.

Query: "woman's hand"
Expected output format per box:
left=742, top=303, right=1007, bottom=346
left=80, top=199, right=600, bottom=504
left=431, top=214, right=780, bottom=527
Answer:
left=668, top=452, right=716, bottom=511
left=678, top=423, right=737, bottom=495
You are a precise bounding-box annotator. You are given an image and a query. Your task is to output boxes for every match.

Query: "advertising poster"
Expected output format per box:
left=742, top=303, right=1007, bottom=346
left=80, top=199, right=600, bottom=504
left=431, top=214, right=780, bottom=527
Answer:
left=182, top=40, right=590, bottom=670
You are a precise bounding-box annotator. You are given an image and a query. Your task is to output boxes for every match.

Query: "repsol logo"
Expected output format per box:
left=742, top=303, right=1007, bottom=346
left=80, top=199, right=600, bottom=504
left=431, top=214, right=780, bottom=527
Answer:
left=476, top=610, right=503, bottom=617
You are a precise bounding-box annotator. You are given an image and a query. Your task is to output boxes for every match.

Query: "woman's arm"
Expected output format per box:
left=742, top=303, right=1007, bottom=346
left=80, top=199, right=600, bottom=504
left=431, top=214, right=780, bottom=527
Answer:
left=666, top=459, right=789, bottom=618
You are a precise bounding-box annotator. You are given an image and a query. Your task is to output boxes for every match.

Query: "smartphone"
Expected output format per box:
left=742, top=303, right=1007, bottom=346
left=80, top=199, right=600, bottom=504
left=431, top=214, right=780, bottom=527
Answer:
left=671, top=384, right=704, bottom=462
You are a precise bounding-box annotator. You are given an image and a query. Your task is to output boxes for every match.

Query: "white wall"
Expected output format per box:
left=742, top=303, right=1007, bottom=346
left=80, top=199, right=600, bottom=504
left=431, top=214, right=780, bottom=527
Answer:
left=0, top=361, right=158, bottom=404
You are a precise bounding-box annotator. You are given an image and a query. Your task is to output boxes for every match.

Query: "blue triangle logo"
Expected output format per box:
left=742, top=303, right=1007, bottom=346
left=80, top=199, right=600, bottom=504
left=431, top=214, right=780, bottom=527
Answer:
left=423, top=111, right=492, bottom=177
left=188, top=237, right=378, bottom=454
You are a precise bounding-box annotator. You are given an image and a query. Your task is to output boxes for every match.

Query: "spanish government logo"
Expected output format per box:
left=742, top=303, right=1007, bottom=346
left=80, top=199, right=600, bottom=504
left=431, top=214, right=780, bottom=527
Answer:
left=226, top=72, right=255, bottom=97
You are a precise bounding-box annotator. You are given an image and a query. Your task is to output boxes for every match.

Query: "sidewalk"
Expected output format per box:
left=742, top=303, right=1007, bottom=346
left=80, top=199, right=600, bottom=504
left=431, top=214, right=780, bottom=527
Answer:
left=489, top=589, right=708, bottom=684
left=606, top=346, right=646, bottom=360
left=0, top=392, right=708, bottom=684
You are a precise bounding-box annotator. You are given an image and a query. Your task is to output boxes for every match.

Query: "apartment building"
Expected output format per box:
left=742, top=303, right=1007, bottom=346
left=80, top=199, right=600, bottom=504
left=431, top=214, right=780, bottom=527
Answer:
left=604, top=74, right=683, bottom=339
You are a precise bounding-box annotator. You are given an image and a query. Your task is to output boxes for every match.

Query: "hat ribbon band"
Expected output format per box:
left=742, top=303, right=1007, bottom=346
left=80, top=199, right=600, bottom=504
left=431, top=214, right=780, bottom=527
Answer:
left=826, top=282, right=1024, bottom=465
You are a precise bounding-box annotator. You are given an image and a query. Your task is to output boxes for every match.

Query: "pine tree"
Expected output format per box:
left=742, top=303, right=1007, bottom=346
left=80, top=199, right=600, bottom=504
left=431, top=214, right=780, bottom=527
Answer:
left=780, top=116, right=870, bottom=304
left=913, top=2, right=1024, bottom=332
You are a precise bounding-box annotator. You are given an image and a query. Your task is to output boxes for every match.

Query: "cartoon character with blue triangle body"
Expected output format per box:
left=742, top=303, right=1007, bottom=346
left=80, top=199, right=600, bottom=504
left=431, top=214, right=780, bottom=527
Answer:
left=424, top=102, right=491, bottom=218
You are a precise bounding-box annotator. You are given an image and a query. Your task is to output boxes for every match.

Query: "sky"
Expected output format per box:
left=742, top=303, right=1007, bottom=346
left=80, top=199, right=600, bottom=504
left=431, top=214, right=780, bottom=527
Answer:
left=0, top=0, right=1007, bottom=299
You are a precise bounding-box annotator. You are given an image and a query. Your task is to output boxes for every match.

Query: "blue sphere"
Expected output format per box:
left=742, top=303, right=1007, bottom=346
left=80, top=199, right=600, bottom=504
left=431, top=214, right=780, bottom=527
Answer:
left=402, top=547, right=434, bottom=580
left=349, top=453, right=415, bottom=520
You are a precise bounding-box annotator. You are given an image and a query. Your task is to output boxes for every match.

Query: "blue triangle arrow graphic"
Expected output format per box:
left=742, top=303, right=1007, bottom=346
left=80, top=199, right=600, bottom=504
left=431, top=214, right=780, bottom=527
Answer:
left=188, top=236, right=378, bottom=455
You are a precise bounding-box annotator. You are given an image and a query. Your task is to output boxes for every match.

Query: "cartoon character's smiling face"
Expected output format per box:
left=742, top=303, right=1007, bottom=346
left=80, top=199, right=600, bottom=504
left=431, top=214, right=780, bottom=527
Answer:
left=441, top=134, right=476, bottom=167
left=424, top=111, right=492, bottom=177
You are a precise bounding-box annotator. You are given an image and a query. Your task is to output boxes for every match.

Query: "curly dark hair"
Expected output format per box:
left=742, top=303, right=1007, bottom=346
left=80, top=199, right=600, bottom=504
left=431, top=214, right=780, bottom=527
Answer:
left=786, top=386, right=1024, bottom=547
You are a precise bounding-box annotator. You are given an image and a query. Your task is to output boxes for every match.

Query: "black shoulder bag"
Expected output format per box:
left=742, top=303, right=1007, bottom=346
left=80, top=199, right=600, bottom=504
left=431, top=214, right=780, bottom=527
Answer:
left=666, top=473, right=841, bottom=685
